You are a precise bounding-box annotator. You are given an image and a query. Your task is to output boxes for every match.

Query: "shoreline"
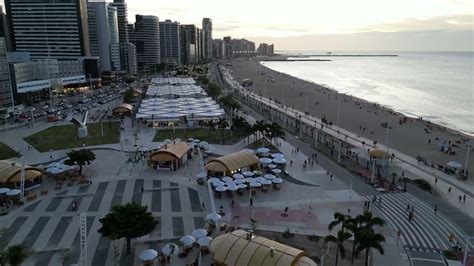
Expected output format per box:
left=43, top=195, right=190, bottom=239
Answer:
left=226, top=58, right=473, bottom=174
left=260, top=60, right=474, bottom=138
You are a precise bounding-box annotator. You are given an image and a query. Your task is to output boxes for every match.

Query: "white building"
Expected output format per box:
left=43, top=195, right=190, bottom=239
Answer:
left=88, top=1, right=121, bottom=72
left=120, top=42, right=137, bottom=76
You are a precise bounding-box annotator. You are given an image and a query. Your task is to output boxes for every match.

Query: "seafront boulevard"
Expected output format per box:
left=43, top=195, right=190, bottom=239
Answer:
left=213, top=60, right=474, bottom=264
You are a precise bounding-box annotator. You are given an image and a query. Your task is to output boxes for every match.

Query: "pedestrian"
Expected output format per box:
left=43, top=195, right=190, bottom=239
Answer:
left=308, top=205, right=312, bottom=216
left=347, top=208, right=351, bottom=214
left=435, top=178, right=438, bottom=185
left=202, top=202, right=206, bottom=211
left=401, top=171, right=405, bottom=177
left=314, top=153, right=318, bottom=159
left=408, top=211, right=413, bottom=221
left=373, top=195, right=377, bottom=203
left=140, top=187, right=144, bottom=193
left=448, top=187, right=452, bottom=194
left=250, top=198, right=253, bottom=206
left=231, top=199, right=234, bottom=208
left=406, top=203, right=410, bottom=212
left=459, top=195, right=462, bottom=203
left=284, top=206, right=288, bottom=213
left=463, top=194, right=466, bottom=203
left=434, top=205, right=437, bottom=215
left=330, top=174, right=333, bottom=181
left=290, top=160, right=293, bottom=166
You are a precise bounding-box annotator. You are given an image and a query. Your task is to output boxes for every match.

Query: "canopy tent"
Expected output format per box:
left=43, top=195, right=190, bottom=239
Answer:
left=0, top=161, right=43, bottom=188
left=447, top=161, right=462, bottom=169
left=205, top=151, right=259, bottom=175
left=151, top=77, right=196, bottom=85
left=369, top=149, right=390, bottom=159
left=112, top=103, right=133, bottom=117
left=209, top=230, right=316, bottom=266
left=139, top=249, right=158, bottom=261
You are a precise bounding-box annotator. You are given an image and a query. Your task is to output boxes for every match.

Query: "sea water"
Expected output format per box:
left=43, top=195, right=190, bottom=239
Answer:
left=261, top=52, right=474, bottom=135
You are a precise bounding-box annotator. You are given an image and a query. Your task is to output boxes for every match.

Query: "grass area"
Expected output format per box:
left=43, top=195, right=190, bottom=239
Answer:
left=153, top=128, right=246, bottom=145
left=0, top=142, right=18, bottom=160
left=24, top=122, right=121, bottom=152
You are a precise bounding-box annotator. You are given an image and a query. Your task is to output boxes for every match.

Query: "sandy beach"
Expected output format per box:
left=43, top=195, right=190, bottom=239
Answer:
left=227, top=59, right=473, bottom=176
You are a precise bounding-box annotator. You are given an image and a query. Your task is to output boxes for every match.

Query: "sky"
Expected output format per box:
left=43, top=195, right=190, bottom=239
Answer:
left=126, top=0, right=473, bottom=51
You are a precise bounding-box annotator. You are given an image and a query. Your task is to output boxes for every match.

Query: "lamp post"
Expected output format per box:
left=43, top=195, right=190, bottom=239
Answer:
left=464, top=144, right=471, bottom=179
left=20, top=156, right=25, bottom=201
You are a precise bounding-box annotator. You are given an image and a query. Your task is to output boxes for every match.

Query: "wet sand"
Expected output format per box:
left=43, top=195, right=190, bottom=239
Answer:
left=227, top=59, right=473, bottom=175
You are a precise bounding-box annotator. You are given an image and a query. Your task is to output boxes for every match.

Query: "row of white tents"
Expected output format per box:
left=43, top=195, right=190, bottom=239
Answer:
left=136, top=97, right=225, bottom=120
left=146, top=84, right=206, bottom=98
left=151, top=77, right=195, bottom=85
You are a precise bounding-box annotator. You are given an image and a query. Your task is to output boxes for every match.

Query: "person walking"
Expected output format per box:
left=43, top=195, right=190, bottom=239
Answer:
left=459, top=195, right=462, bottom=203
left=308, top=205, right=312, bottom=217
left=448, top=187, right=452, bottom=194
left=434, top=205, right=437, bottom=215
left=202, top=202, right=206, bottom=211
left=435, top=178, right=438, bottom=185
left=463, top=194, right=466, bottom=203
left=250, top=198, right=253, bottom=206
left=406, top=203, right=410, bottom=213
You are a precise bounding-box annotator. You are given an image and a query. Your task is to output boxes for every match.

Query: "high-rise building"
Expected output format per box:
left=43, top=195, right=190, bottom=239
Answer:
left=87, top=1, right=121, bottom=72
left=0, top=37, right=13, bottom=108
left=223, top=36, right=232, bottom=59
left=5, top=0, right=90, bottom=60
left=0, top=7, right=12, bottom=52
left=180, top=25, right=198, bottom=65
left=159, top=20, right=181, bottom=66
left=110, top=0, right=128, bottom=44
left=129, top=15, right=160, bottom=71
left=212, top=39, right=223, bottom=59
left=120, top=42, right=137, bottom=76
left=258, top=43, right=275, bottom=56
left=196, top=28, right=202, bottom=62
left=231, top=38, right=256, bottom=57
left=202, top=18, right=212, bottom=61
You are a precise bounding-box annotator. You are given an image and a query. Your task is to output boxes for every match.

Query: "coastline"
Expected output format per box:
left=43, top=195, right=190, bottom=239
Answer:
left=226, top=58, right=473, bottom=175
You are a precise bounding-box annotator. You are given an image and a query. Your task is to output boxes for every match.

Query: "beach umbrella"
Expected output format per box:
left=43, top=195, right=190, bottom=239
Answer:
left=212, top=180, right=225, bottom=187
left=193, top=139, right=200, bottom=143
left=256, top=177, right=267, bottom=183
left=249, top=181, right=262, bottom=188
left=271, top=153, right=285, bottom=158
left=264, top=174, right=276, bottom=180
left=197, top=236, right=213, bottom=247
left=196, top=172, right=207, bottom=178
left=272, top=178, right=284, bottom=184
left=0, top=188, right=10, bottom=194
left=259, top=157, right=273, bottom=164
left=253, top=170, right=262, bottom=176
left=257, top=147, right=270, bottom=154
left=180, top=235, right=196, bottom=247
left=222, top=176, right=233, bottom=183
left=192, top=228, right=208, bottom=239
left=47, top=167, right=64, bottom=174
left=215, top=186, right=227, bottom=192
left=272, top=158, right=287, bottom=164
left=268, top=164, right=277, bottom=169
left=206, top=212, right=222, bottom=222
left=162, top=243, right=179, bottom=256
left=237, top=184, right=248, bottom=189
left=233, top=173, right=244, bottom=179
left=244, top=177, right=255, bottom=183
left=6, top=189, right=21, bottom=196
left=138, top=147, right=149, bottom=152
left=188, top=138, right=194, bottom=142
left=260, top=179, right=272, bottom=185
left=154, top=144, right=162, bottom=150
left=447, top=161, right=462, bottom=169
left=208, top=177, right=220, bottom=183
left=139, top=249, right=158, bottom=261
left=272, top=169, right=282, bottom=175
left=225, top=180, right=236, bottom=186
left=234, top=179, right=245, bottom=185
left=243, top=171, right=254, bottom=177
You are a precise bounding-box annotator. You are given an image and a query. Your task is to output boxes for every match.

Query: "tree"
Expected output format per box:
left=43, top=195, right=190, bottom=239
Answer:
left=267, top=122, right=285, bottom=145
left=253, top=120, right=267, bottom=143
left=0, top=245, right=30, bottom=266
left=207, top=83, right=222, bottom=99
left=348, top=211, right=385, bottom=265
left=123, top=88, right=135, bottom=103
left=64, top=149, right=96, bottom=175
left=327, top=212, right=352, bottom=266
left=98, top=202, right=158, bottom=255
left=325, top=230, right=352, bottom=266
left=355, top=228, right=385, bottom=266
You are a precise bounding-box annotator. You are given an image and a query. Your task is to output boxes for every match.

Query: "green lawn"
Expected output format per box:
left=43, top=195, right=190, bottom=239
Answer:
left=0, top=142, right=18, bottom=160
left=24, top=122, right=121, bottom=152
left=153, top=128, right=247, bottom=145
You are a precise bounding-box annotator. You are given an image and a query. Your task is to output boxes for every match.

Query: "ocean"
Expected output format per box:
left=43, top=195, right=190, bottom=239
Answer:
left=261, top=52, right=474, bottom=136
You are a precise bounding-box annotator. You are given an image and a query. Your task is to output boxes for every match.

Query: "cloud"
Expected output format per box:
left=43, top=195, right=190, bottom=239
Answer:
left=363, top=14, right=474, bottom=32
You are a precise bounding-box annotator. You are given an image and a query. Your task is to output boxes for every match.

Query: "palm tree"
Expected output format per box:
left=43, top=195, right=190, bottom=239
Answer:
left=328, top=212, right=351, bottom=232
left=268, top=122, right=285, bottom=145
left=325, top=230, right=353, bottom=266
left=0, top=245, right=30, bottom=266
left=358, top=210, right=385, bottom=229
left=355, top=228, right=385, bottom=266
left=253, top=120, right=267, bottom=143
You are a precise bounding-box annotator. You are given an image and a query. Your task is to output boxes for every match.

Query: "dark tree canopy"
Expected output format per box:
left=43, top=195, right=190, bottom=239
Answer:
left=64, top=149, right=96, bottom=175
left=98, top=202, right=158, bottom=254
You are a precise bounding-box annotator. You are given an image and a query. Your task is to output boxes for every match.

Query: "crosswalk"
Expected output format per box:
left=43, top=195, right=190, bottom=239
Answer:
left=364, top=192, right=467, bottom=251
left=0, top=178, right=206, bottom=265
